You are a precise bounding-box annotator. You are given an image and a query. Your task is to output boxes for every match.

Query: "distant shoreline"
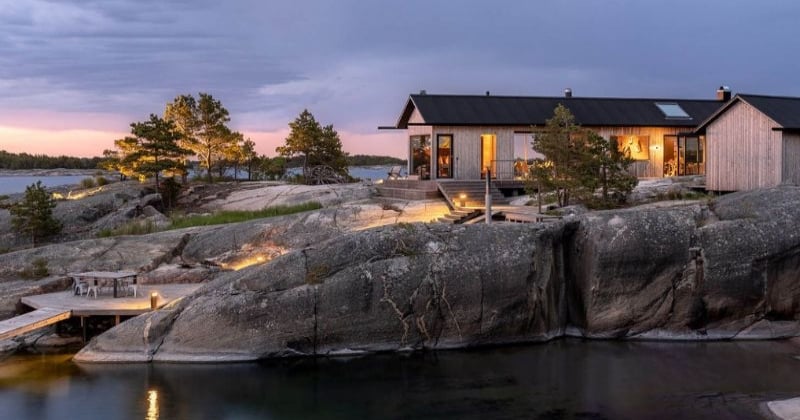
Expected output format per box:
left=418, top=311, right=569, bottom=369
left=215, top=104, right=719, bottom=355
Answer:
left=0, top=169, right=113, bottom=177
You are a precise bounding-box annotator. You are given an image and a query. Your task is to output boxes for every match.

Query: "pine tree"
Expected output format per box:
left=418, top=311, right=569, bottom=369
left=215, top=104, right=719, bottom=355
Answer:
left=531, top=104, right=594, bottom=207
left=165, top=93, right=233, bottom=182
left=276, top=110, right=349, bottom=183
left=128, top=114, right=192, bottom=187
left=529, top=104, right=636, bottom=207
left=10, top=181, right=62, bottom=247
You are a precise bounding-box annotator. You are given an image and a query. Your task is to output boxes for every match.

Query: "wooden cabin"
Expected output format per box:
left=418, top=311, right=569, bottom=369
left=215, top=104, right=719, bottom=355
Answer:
left=695, top=94, right=800, bottom=191
left=384, top=90, right=726, bottom=183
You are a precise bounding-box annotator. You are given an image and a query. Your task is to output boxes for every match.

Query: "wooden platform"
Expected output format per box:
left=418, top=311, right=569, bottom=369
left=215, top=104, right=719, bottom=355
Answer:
left=0, top=308, right=71, bottom=341
left=21, top=284, right=204, bottom=317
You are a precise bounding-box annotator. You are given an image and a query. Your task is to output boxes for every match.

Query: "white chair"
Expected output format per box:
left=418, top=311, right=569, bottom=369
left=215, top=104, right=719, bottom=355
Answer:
left=123, top=279, right=138, bottom=297
left=86, top=284, right=99, bottom=298
left=72, top=277, right=88, bottom=296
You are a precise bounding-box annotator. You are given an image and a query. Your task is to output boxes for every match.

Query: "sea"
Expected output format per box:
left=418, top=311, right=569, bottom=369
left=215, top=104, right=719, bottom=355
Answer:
left=1, top=339, right=799, bottom=419
left=0, top=166, right=394, bottom=196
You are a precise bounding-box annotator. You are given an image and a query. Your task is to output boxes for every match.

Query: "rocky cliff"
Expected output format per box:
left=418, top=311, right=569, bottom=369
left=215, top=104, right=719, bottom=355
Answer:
left=74, top=187, right=800, bottom=363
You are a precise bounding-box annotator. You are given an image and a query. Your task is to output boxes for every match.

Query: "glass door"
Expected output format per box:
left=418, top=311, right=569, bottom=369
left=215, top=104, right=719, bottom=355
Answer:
left=410, top=135, right=431, bottom=179
left=436, top=134, right=452, bottom=178
left=481, top=134, right=496, bottom=179
left=663, top=135, right=677, bottom=177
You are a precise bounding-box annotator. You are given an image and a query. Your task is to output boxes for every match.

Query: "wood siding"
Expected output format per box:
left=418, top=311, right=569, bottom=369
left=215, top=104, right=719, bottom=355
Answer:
left=408, top=108, right=424, bottom=124
left=782, top=133, right=800, bottom=185
left=417, top=124, right=689, bottom=180
left=590, top=126, right=690, bottom=178
left=706, top=101, right=783, bottom=191
left=431, top=126, right=515, bottom=179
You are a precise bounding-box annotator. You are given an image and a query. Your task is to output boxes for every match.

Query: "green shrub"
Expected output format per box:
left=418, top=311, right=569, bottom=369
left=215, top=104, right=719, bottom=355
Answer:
left=19, top=257, right=49, bottom=279
left=80, top=177, right=95, bottom=189
left=95, top=176, right=109, bottom=186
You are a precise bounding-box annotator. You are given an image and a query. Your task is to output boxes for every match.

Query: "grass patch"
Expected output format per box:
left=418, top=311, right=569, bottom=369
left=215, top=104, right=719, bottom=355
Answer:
left=96, top=202, right=323, bottom=237
left=169, top=202, right=323, bottom=229
left=97, top=220, right=159, bottom=237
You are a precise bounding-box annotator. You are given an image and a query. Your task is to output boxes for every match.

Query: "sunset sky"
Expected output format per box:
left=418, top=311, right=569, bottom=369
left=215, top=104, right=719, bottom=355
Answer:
left=1, top=0, right=799, bottom=158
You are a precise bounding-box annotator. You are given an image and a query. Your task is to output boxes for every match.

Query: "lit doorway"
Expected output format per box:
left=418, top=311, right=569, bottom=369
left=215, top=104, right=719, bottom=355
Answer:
left=436, top=134, right=452, bottom=178
left=481, top=134, right=496, bottom=179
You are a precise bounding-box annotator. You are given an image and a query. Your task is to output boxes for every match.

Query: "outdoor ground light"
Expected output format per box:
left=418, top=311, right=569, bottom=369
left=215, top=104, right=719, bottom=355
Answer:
left=459, top=193, right=467, bottom=207
left=150, top=292, right=159, bottom=310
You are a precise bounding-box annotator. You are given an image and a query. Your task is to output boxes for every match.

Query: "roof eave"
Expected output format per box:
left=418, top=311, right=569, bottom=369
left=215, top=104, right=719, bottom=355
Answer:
left=394, top=97, right=420, bottom=129
left=693, top=96, right=741, bottom=134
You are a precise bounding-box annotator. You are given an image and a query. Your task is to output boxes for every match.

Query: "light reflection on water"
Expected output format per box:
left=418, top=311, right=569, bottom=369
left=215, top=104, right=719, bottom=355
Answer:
left=1, top=339, right=800, bottom=419
left=146, top=390, right=158, bottom=420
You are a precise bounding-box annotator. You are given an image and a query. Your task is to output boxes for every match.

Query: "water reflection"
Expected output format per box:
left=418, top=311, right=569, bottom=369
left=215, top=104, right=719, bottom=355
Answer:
left=146, top=390, right=158, bottom=420
left=1, top=339, right=800, bottom=419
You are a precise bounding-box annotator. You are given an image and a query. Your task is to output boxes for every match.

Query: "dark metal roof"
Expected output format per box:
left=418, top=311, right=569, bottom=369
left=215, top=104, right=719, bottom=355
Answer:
left=695, top=94, right=800, bottom=132
left=739, top=94, right=800, bottom=130
left=394, top=94, right=724, bottom=128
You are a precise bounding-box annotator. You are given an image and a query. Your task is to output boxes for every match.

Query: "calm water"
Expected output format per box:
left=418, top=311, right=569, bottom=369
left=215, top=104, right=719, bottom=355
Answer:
left=0, top=166, right=393, bottom=196
left=0, top=176, right=89, bottom=195
left=1, top=339, right=799, bottom=419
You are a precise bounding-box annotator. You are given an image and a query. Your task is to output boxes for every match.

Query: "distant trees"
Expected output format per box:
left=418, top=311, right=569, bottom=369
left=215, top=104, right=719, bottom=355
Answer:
left=347, top=155, right=406, bottom=166
left=276, top=109, right=348, bottom=183
left=529, top=104, right=637, bottom=207
left=10, top=181, right=62, bottom=247
left=0, top=150, right=102, bottom=170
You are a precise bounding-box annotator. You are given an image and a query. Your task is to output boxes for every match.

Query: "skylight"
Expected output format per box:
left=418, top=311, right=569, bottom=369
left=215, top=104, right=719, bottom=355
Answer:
left=655, top=102, right=691, bottom=119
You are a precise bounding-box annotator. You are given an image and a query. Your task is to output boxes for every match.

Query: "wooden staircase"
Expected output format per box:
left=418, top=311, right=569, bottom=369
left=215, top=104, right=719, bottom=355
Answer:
left=436, top=208, right=482, bottom=224
left=436, top=181, right=510, bottom=209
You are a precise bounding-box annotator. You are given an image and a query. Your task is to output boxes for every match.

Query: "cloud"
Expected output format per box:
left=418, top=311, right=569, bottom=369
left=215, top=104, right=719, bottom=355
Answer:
left=1, top=0, right=800, bottom=159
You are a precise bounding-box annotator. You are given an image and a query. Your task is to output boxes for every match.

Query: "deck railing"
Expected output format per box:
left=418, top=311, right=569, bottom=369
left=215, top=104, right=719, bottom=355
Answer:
left=490, top=160, right=530, bottom=180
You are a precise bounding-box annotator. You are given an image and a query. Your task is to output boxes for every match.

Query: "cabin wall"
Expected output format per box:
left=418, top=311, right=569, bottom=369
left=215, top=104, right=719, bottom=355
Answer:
left=589, top=126, right=690, bottom=178
left=705, top=101, right=783, bottom=191
left=418, top=125, right=692, bottom=180
left=431, top=126, right=515, bottom=179
left=782, top=132, right=800, bottom=185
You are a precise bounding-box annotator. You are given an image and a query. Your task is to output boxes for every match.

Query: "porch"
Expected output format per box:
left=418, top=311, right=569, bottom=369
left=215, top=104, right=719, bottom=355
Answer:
left=376, top=178, right=527, bottom=208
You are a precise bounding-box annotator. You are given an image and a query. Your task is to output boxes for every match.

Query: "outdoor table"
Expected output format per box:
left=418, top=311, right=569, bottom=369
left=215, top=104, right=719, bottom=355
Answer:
left=69, top=271, right=138, bottom=298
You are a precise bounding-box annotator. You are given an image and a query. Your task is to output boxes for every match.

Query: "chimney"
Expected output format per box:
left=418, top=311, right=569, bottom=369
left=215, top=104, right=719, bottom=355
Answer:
left=419, top=89, right=427, bottom=95
left=564, top=88, right=572, bottom=98
left=716, top=86, right=731, bottom=101
left=486, top=91, right=490, bottom=96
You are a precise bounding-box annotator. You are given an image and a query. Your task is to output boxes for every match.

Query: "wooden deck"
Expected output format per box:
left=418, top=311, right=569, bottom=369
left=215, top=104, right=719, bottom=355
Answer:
left=0, top=308, right=71, bottom=341
left=21, top=283, right=204, bottom=317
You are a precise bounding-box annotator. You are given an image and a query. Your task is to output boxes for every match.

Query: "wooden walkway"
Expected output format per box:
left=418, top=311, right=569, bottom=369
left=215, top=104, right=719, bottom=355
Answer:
left=0, top=284, right=204, bottom=341
left=21, top=284, right=203, bottom=316
left=0, top=308, right=71, bottom=341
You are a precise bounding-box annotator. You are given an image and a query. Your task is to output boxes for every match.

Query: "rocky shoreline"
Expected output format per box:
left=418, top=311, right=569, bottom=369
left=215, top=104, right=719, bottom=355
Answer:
left=3, top=181, right=800, bottom=364
left=70, top=186, right=800, bottom=363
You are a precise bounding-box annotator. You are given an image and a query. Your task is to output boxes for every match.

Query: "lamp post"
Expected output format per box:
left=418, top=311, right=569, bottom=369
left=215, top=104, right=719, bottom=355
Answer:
left=485, top=167, right=492, bottom=224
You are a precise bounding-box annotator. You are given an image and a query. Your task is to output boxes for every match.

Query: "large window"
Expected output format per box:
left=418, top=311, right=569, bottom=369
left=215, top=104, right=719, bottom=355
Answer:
left=512, top=132, right=543, bottom=179
left=436, top=134, right=452, bottom=178
left=410, top=135, right=431, bottom=179
left=678, top=136, right=705, bottom=175
left=613, top=135, right=650, bottom=161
